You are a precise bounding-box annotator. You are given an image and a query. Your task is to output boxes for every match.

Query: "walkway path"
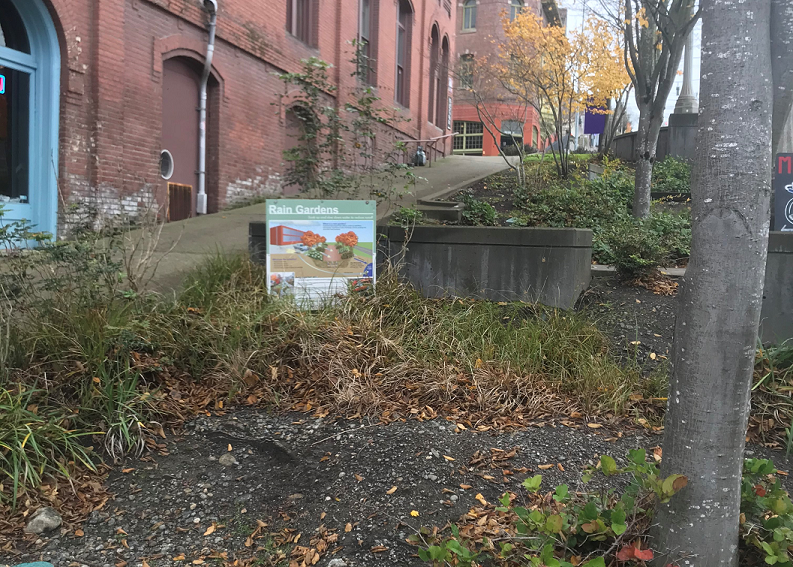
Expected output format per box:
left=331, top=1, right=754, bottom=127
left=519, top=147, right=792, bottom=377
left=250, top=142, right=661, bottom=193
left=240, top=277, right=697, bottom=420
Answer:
left=145, top=155, right=515, bottom=291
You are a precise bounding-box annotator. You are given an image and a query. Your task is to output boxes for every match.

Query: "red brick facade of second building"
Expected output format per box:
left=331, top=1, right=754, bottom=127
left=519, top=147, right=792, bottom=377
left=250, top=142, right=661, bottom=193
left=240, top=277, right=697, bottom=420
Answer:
left=451, top=0, right=561, bottom=157
left=1, top=0, right=456, bottom=236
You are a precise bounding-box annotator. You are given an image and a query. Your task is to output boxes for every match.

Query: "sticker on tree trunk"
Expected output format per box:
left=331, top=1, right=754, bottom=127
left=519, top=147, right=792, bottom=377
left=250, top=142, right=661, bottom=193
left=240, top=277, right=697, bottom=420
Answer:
left=774, top=154, right=793, bottom=231
left=265, top=200, right=376, bottom=306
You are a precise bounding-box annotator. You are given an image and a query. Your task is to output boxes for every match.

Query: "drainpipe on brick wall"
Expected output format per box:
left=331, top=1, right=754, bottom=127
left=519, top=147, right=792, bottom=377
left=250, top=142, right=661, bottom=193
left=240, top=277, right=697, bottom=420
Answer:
left=197, top=0, right=218, bottom=215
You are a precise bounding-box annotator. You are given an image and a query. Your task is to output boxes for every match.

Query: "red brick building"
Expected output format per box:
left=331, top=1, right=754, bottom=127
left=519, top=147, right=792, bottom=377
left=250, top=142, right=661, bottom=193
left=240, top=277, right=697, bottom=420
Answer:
left=451, top=0, right=562, bottom=156
left=0, top=0, right=455, bottom=236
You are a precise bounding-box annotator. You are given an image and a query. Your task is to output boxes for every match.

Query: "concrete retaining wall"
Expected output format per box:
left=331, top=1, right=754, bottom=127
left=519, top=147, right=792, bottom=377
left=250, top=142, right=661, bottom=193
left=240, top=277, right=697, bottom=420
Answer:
left=378, top=225, right=593, bottom=309
left=761, top=232, right=793, bottom=344
left=611, top=114, right=698, bottom=162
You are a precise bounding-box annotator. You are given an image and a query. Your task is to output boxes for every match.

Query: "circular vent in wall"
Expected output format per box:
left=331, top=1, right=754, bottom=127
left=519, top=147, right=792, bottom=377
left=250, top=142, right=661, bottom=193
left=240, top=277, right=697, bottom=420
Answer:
left=160, top=149, right=174, bottom=180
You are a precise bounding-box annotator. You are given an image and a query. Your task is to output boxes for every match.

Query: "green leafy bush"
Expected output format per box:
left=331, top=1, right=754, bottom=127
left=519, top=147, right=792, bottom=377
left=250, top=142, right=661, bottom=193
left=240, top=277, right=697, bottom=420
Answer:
left=391, top=206, right=425, bottom=227
left=461, top=192, right=497, bottom=226
left=741, top=458, right=793, bottom=566
left=598, top=220, right=666, bottom=279
left=513, top=170, right=634, bottom=234
left=597, top=212, right=691, bottom=279
left=413, top=449, right=686, bottom=567
left=652, top=157, right=691, bottom=194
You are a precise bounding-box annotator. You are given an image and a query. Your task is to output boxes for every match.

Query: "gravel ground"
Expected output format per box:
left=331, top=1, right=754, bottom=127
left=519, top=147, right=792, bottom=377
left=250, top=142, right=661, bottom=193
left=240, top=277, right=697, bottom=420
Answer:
left=580, top=272, right=678, bottom=373
left=3, top=411, right=791, bottom=567
left=2, top=411, right=664, bottom=567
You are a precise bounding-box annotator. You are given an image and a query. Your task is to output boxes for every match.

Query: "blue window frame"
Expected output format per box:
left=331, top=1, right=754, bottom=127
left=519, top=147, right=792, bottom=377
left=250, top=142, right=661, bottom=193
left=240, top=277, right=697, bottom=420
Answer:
left=0, top=0, right=60, bottom=239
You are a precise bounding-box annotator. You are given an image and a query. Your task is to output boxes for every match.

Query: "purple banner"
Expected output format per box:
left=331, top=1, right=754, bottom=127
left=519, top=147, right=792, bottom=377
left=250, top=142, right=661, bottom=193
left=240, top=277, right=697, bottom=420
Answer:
left=584, top=107, right=607, bottom=135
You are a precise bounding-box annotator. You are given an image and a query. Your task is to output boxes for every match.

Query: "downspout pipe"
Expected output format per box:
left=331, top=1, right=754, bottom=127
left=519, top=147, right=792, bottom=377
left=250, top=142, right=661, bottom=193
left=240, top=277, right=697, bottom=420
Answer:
left=197, top=0, right=218, bottom=215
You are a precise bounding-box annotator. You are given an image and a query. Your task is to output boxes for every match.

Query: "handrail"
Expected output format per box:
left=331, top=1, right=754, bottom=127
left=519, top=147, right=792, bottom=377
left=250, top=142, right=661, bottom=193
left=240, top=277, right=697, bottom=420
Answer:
left=397, top=131, right=460, bottom=167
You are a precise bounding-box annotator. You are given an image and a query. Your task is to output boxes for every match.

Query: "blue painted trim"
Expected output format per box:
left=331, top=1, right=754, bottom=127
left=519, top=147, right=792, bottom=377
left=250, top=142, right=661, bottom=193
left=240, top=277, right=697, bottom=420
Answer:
left=0, top=0, right=61, bottom=238
left=0, top=46, right=37, bottom=70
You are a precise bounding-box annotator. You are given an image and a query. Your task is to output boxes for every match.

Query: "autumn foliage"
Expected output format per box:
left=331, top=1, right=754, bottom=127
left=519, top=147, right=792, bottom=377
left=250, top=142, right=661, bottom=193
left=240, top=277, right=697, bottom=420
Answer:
left=496, top=12, right=628, bottom=176
left=300, top=231, right=326, bottom=247
left=335, top=232, right=358, bottom=247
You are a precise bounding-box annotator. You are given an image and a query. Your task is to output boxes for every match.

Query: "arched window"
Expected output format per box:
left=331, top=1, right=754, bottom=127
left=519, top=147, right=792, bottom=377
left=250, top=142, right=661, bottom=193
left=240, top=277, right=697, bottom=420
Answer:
left=287, top=0, right=318, bottom=46
left=395, top=0, right=412, bottom=107
left=510, top=0, right=523, bottom=21
left=462, top=0, right=477, bottom=31
left=428, top=25, right=440, bottom=125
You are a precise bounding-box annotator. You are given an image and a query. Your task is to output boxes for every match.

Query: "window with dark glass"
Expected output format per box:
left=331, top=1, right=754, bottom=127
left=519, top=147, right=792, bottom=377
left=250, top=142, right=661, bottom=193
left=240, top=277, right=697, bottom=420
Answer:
left=453, top=121, right=484, bottom=153
left=435, top=38, right=449, bottom=128
left=462, top=0, right=477, bottom=31
left=510, top=0, right=524, bottom=21
left=460, top=54, right=474, bottom=88
left=395, top=0, right=412, bottom=107
left=287, top=0, right=317, bottom=47
left=358, top=0, right=378, bottom=84
left=428, top=27, right=439, bottom=125
left=0, top=0, right=31, bottom=204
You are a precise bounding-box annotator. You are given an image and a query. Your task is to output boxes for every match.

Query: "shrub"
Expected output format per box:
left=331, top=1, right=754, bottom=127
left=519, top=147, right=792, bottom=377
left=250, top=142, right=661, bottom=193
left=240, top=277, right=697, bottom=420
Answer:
left=596, top=212, right=691, bottom=278
left=414, top=449, right=687, bottom=567
left=741, top=458, right=793, bottom=566
left=652, top=156, right=691, bottom=194
left=461, top=192, right=498, bottom=226
left=513, top=170, right=634, bottom=234
left=598, top=220, right=667, bottom=279
left=390, top=206, right=425, bottom=227
left=415, top=455, right=793, bottom=567
left=501, top=144, right=538, bottom=157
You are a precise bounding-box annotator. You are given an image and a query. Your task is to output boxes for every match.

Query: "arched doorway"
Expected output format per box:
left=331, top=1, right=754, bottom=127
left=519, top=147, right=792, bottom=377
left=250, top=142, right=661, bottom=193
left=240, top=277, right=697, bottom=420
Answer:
left=0, top=0, right=60, bottom=237
left=162, top=57, right=201, bottom=221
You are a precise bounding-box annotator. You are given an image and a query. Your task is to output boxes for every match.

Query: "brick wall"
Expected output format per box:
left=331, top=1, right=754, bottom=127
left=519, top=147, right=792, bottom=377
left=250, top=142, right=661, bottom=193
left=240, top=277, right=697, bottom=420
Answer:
left=42, top=0, right=456, bottom=231
left=451, top=0, right=553, bottom=155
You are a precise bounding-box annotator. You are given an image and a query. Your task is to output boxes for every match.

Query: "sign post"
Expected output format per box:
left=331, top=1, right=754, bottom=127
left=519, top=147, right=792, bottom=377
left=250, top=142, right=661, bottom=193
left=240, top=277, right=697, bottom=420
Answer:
left=774, top=154, right=793, bottom=231
left=265, top=200, right=377, bottom=306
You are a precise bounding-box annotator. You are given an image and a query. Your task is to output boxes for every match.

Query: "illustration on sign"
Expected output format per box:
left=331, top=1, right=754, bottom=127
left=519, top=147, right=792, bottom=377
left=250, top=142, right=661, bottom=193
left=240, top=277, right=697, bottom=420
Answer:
left=774, top=154, right=793, bottom=231
left=265, top=200, right=376, bottom=305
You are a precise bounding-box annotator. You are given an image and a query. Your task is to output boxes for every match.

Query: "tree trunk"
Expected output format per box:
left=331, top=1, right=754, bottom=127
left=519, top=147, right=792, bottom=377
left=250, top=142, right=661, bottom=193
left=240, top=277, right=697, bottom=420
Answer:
left=632, top=101, right=664, bottom=218
left=652, top=1, right=773, bottom=566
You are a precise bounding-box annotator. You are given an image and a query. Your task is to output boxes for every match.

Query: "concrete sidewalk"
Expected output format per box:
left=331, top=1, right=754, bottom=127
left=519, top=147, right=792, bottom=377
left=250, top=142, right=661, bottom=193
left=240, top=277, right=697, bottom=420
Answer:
left=145, top=155, right=515, bottom=291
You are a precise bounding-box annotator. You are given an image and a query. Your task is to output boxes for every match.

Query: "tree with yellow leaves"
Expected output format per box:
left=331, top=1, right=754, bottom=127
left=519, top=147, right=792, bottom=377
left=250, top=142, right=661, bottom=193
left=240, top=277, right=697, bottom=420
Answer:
left=497, top=11, right=628, bottom=178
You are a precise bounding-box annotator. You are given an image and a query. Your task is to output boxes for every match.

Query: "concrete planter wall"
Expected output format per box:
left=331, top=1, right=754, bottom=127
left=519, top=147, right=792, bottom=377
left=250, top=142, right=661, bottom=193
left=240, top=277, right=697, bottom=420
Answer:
left=761, top=232, right=793, bottom=344
left=378, top=225, right=593, bottom=309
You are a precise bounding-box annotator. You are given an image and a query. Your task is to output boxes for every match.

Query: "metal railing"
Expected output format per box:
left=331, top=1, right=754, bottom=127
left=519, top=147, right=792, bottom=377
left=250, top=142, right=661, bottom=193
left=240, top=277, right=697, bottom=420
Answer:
left=397, top=131, right=459, bottom=167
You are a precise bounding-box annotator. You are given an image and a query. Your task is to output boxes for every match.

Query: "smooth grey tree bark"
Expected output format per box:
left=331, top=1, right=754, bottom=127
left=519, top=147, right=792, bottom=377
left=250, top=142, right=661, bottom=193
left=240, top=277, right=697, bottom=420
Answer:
left=652, top=1, right=773, bottom=565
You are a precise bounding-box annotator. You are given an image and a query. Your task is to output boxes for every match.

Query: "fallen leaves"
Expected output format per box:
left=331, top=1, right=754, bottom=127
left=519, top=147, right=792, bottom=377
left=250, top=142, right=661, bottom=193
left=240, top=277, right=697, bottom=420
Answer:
left=386, top=486, right=397, bottom=495
left=475, top=493, right=488, bottom=506
left=586, top=423, right=603, bottom=429
left=410, top=510, right=419, bottom=517
left=345, top=523, right=352, bottom=533
left=203, top=523, right=216, bottom=536
left=370, top=545, right=389, bottom=553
